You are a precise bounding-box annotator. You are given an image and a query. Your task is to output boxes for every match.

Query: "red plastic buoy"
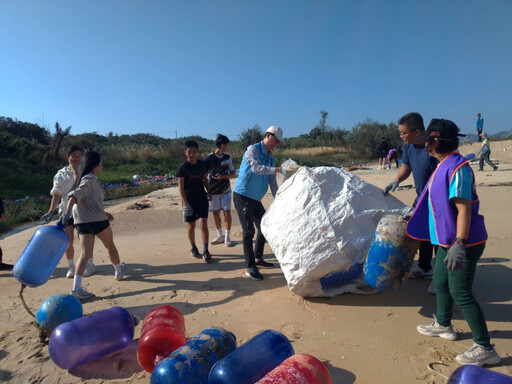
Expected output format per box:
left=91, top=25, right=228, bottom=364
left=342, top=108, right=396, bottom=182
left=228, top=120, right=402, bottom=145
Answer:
left=255, top=354, right=332, bottom=384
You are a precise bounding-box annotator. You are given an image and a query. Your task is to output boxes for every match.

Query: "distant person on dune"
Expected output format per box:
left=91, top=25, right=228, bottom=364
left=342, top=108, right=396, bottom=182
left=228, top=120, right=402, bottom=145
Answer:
left=0, top=197, right=13, bottom=271
left=476, top=113, right=484, bottom=142
left=378, top=137, right=389, bottom=170
left=386, top=148, right=399, bottom=169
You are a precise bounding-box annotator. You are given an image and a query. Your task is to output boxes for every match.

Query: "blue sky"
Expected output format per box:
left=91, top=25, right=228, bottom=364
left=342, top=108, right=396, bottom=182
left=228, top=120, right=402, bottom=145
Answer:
left=1, top=1, right=511, bottom=139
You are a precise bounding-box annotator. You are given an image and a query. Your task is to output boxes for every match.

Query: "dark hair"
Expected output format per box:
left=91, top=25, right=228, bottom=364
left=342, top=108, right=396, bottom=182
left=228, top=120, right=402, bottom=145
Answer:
left=80, top=151, right=102, bottom=183
left=215, top=134, right=230, bottom=148
left=66, top=145, right=83, bottom=155
left=184, top=140, right=199, bottom=150
left=427, top=136, right=459, bottom=154
left=398, top=112, right=425, bottom=132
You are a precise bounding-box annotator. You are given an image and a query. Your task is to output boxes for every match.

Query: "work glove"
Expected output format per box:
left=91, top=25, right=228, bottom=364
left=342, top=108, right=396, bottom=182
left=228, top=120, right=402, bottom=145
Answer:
left=59, top=210, right=72, bottom=226
left=382, top=179, right=400, bottom=196
left=40, top=212, right=53, bottom=224
left=444, top=242, right=466, bottom=271
left=183, top=204, right=194, bottom=217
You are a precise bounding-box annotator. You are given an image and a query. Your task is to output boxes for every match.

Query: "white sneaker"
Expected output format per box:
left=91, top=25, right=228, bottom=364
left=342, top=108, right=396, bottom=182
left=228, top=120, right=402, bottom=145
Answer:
left=66, top=265, right=75, bottom=278
left=225, top=238, right=234, bottom=247
left=83, top=261, right=96, bottom=277
left=410, top=265, right=433, bottom=279
left=417, top=316, right=457, bottom=341
left=427, top=280, right=436, bottom=295
left=456, top=343, right=501, bottom=366
left=211, top=235, right=224, bottom=245
left=70, top=288, right=94, bottom=300
left=115, top=262, right=127, bottom=281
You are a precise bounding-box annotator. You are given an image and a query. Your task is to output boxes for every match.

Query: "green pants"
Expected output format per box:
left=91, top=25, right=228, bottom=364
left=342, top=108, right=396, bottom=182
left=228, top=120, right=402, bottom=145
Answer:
left=434, top=243, right=490, bottom=347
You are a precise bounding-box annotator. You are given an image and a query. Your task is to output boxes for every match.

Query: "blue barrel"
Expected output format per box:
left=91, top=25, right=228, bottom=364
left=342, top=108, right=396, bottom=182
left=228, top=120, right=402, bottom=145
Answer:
left=447, top=365, right=512, bottom=384
left=363, top=215, right=419, bottom=291
left=36, top=294, right=83, bottom=335
left=320, top=263, right=363, bottom=292
left=208, top=330, right=294, bottom=384
left=151, top=327, right=237, bottom=384
left=49, top=306, right=136, bottom=370
left=13, top=222, right=69, bottom=287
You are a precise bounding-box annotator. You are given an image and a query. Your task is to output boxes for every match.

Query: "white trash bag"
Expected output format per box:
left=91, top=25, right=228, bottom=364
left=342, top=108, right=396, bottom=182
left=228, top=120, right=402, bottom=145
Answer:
left=261, top=166, right=409, bottom=297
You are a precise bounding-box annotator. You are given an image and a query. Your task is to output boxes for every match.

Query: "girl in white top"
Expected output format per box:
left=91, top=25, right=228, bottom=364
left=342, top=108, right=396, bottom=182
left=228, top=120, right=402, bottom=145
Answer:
left=40, top=145, right=96, bottom=278
left=63, top=151, right=126, bottom=300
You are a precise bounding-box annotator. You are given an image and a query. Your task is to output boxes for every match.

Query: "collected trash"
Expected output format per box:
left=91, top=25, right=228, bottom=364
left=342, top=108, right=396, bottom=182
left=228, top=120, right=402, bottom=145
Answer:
left=255, top=353, right=332, bottom=384
left=49, top=306, right=137, bottom=370
left=209, top=330, right=294, bottom=384
left=138, top=304, right=186, bottom=373
left=36, top=294, right=83, bottom=336
left=261, top=166, right=408, bottom=297
left=363, top=215, right=419, bottom=291
left=127, top=202, right=153, bottom=210
left=151, top=327, right=236, bottom=384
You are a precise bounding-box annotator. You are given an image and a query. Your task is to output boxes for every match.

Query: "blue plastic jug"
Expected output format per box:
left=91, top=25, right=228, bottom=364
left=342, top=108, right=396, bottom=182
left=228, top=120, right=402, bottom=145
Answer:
left=13, top=222, right=69, bottom=287
left=36, top=294, right=83, bottom=335
left=447, top=365, right=512, bottom=384
left=208, top=329, right=294, bottom=384
left=49, top=306, right=136, bottom=370
left=151, top=327, right=237, bottom=384
left=363, top=215, right=419, bottom=291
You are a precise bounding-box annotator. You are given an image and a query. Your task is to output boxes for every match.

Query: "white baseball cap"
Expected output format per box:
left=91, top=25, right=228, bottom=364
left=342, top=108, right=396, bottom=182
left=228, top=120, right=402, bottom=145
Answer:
left=265, top=125, right=284, bottom=143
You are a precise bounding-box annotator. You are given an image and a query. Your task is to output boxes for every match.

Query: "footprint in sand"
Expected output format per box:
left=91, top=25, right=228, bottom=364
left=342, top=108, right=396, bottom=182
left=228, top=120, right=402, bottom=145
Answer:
left=279, top=324, right=302, bottom=341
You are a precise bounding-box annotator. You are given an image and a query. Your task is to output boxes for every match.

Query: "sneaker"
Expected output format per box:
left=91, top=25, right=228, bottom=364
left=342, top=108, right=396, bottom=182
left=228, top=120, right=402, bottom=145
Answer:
left=115, top=262, right=127, bottom=281
left=246, top=267, right=263, bottom=281
left=455, top=343, right=501, bottom=366
left=493, top=167, right=498, bottom=171
left=66, top=265, right=75, bottom=278
left=203, top=251, right=213, bottom=264
left=410, top=265, right=433, bottom=279
left=416, top=316, right=457, bottom=341
left=427, top=280, right=436, bottom=295
left=255, top=259, right=275, bottom=268
left=191, top=246, right=201, bottom=259
left=225, top=239, right=234, bottom=247
left=0, top=262, right=14, bottom=271
left=70, top=288, right=94, bottom=300
left=211, top=235, right=224, bottom=245
left=83, top=261, right=96, bottom=277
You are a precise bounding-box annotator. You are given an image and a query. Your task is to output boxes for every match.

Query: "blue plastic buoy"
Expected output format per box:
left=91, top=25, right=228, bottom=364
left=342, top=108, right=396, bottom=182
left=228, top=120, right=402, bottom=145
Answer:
left=363, top=215, right=419, bottom=291
left=151, top=327, right=237, bottom=384
left=36, top=294, right=83, bottom=335
left=208, top=330, right=294, bottom=384
left=447, top=365, right=512, bottom=384
left=13, top=222, right=69, bottom=287
left=320, top=263, right=363, bottom=292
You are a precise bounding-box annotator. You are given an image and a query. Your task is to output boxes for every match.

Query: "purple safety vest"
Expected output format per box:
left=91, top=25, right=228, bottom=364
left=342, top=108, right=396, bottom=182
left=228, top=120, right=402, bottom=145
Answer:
left=406, top=152, right=487, bottom=247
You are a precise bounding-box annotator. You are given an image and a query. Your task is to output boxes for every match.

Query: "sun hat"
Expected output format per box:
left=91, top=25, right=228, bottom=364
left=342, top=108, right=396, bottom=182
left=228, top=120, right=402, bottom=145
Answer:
left=414, top=119, right=466, bottom=143
left=265, top=126, right=284, bottom=143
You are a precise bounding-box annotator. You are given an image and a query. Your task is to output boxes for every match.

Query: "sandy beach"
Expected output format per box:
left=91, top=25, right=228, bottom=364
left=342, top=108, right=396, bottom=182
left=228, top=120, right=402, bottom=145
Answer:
left=1, top=140, right=511, bottom=383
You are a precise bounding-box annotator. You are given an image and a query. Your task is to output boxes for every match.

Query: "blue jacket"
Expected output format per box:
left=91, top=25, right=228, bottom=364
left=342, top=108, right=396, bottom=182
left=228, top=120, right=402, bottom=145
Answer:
left=233, top=142, right=277, bottom=201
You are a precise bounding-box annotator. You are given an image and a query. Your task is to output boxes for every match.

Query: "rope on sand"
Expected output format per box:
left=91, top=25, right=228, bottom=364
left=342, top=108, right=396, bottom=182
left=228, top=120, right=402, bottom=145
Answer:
left=427, top=362, right=449, bottom=380
left=300, top=298, right=319, bottom=317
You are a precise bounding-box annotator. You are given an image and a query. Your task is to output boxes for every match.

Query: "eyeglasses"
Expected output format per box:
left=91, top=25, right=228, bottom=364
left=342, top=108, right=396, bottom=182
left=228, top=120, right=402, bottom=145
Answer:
left=399, top=130, right=413, bottom=137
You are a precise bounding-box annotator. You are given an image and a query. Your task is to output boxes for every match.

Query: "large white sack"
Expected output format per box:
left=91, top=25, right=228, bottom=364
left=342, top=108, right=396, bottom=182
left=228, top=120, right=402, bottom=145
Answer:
left=261, top=166, right=409, bottom=297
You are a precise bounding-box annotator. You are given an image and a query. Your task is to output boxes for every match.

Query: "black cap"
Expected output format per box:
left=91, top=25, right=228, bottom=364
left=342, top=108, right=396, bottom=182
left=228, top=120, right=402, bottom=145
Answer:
left=414, top=119, right=466, bottom=144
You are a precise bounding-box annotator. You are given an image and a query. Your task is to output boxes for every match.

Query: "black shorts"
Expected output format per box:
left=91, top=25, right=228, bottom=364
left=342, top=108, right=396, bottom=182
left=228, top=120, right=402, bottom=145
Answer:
left=76, top=220, right=110, bottom=235
left=64, top=217, right=75, bottom=227
left=379, top=150, right=388, bottom=158
left=185, top=196, right=209, bottom=223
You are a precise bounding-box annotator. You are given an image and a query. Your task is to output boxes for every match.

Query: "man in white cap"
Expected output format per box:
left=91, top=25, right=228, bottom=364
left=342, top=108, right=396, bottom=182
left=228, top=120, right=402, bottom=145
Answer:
left=233, top=125, right=284, bottom=281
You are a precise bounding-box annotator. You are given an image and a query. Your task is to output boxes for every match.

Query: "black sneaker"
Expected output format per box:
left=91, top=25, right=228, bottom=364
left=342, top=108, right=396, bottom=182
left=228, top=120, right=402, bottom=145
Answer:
left=0, top=262, right=13, bottom=271
left=255, top=259, right=275, bottom=268
left=246, top=267, right=263, bottom=280
left=191, top=246, right=201, bottom=259
left=203, top=251, right=213, bottom=264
